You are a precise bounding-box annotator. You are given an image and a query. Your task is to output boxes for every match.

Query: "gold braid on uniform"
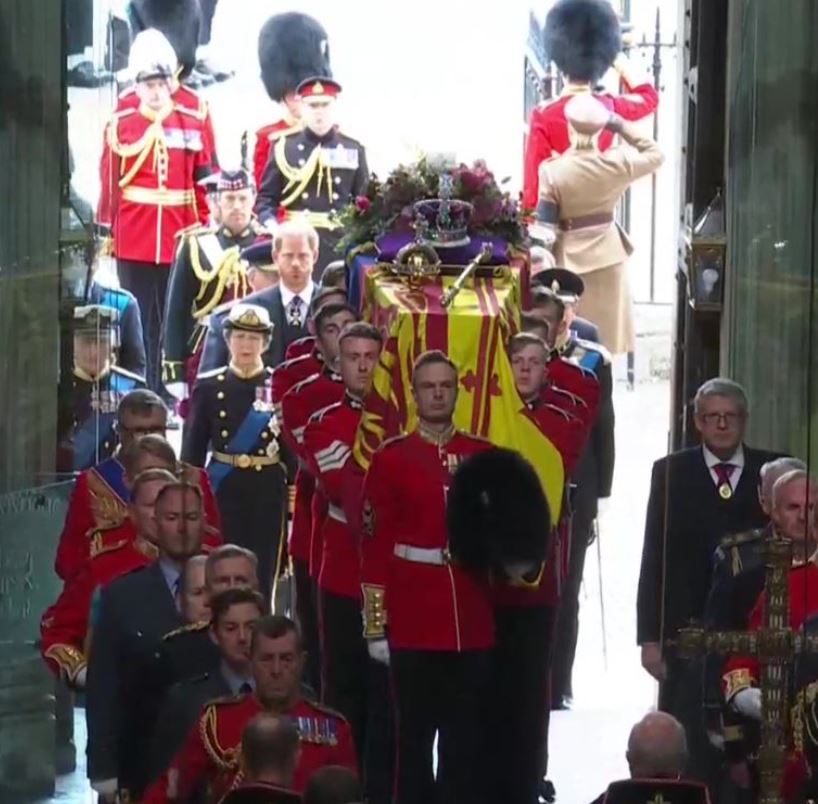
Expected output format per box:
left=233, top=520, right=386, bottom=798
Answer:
left=108, top=105, right=174, bottom=189
left=273, top=137, right=334, bottom=208
left=188, top=239, right=248, bottom=319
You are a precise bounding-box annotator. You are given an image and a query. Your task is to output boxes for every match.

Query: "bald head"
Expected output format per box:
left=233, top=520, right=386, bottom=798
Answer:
left=626, top=712, right=687, bottom=779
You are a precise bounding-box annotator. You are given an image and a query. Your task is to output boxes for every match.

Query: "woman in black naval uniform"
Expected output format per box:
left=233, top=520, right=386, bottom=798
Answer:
left=182, top=303, right=289, bottom=601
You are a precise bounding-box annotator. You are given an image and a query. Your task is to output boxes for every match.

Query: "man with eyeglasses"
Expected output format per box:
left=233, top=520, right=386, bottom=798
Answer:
left=636, top=377, right=784, bottom=795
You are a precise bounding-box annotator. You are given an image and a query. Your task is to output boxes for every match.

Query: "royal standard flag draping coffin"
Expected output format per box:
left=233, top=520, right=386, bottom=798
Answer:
left=350, top=248, right=565, bottom=520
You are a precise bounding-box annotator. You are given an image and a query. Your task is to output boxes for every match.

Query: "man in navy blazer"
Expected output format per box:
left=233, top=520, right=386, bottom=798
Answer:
left=198, top=220, right=318, bottom=373
left=636, top=377, right=783, bottom=792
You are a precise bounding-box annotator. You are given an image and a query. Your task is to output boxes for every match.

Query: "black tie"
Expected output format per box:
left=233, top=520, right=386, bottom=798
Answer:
left=239, top=682, right=253, bottom=694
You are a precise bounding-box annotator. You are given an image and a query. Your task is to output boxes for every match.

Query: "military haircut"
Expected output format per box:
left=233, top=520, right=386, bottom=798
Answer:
left=121, top=433, right=177, bottom=477
left=130, top=467, right=178, bottom=502
left=509, top=331, right=548, bottom=357
left=529, top=286, right=565, bottom=319
left=309, top=286, right=348, bottom=316
left=338, top=321, right=382, bottom=348
left=250, top=614, right=303, bottom=654
left=210, top=586, right=267, bottom=626
left=205, top=543, right=259, bottom=579
left=314, top=302, right=357, bottom=334
left=241, top=712, right=301, bottom=779
left=153, top=480, right=202, bottom=511
left=693, top=377, right=748, bottom=415
left=303, top=765, right=363, bottom=804
left=412, top=349, right=458, bottom=384
left=321, top=260, right=347, bottom=289
left=117, top=388, right=167, bottom=425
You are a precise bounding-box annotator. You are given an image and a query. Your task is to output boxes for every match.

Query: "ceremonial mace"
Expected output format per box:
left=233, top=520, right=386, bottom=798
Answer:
left=440, top=242, right=494, bottom=309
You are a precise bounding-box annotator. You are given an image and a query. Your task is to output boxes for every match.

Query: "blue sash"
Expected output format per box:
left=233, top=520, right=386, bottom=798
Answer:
left=95, top=457, right=130, bottom=505
left=72, top=412, right=116, bottom=470
left=207, top=408, right=272, bottom=492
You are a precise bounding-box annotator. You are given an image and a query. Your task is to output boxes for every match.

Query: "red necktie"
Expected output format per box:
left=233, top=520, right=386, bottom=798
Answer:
left=714, top=462, right=736, bottom=498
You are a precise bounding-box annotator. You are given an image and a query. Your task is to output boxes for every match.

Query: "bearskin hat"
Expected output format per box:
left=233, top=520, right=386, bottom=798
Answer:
left=129, top=0, right=200, bottom=78
left=446, top=447, right=551, bottom=572
left=544, top=0, right=621, bottom=83
left=258, top=13, right=331, bottom=103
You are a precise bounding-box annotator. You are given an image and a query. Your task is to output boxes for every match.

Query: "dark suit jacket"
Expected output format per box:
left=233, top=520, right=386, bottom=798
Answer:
left=571, top=315, right=600, bottom=343
left=86, top=562, right=183, bottom=793
left=636, top=445, right=781, bottom=646
left=149, top=668, right=232, bottom=783
left=198, top=285, right=309, bottom=374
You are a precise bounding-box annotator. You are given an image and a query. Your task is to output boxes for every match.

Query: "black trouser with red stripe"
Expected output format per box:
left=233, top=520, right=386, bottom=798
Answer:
left=391, top=648, right=491, bottom=804
left=488, top=605, right=557, bottom=804
left=117, top=259, right=169, bottom=394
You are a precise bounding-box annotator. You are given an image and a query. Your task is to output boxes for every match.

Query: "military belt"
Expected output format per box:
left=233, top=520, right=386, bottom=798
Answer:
left=121, top=186, right=196, bottom=206
left=328, top=504, right=347, bottom=524
left=558, top=212, right=614, bottom=231
left=394, top=543, right=451, bottom=566
left=282, top=209, right=341, bottom=230
left=211, top=450, right=279, bottom=469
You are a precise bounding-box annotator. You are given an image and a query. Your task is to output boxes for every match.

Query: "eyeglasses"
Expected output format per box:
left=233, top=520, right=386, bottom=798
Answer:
left=700, top=412, right=744, bottom=426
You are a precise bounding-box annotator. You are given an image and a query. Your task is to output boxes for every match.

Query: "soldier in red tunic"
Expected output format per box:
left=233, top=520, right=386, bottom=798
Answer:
left=522, top=0, right=659, bottom=212
left=252, top=13, right=332, bottom=188
left=303, top=322, right=392, bottom=801
left=359, top=350, right=497, bottom=804
left=279, top=303, right=356, bottom=694
left=55, top=390, right=220, bottom=581
left=483, top=333, right=598, bottom=804
left=41, top=469, right=176, bottom=687
left=143, top=615, right=357, bottom=803
left=98, top=29, right=216, bottom=395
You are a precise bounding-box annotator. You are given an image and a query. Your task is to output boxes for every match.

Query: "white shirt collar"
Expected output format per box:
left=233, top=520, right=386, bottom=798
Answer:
left=280, top=280, right=314, bottom=309
left=702, top=443, right=745, bottom=469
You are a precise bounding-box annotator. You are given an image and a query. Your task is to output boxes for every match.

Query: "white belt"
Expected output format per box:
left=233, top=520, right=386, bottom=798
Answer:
left=393, top=544, right=450, bottom=566
left=328, top=504, right=347, bottom=524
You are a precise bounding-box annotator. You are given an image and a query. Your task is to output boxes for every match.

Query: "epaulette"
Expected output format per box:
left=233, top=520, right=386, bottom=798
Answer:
left=550, top=386, right=587, bottom=408
left=112, top=107, right=137, bottom=121
left=287, top=373, right=322, bottom=397
left=266, top=123, right=300, bottom=141
left=112, top=365, right=147, bottom=383
left=308, top=401, right=342, bottom=425
left=175, top=222, right=213, bottom=240
left=275, top=352, right=313, bottom=374
left=163, top=620, right=209, bottom=642
left=719, top=529, right=765, bottom=550
left=334, top=130, right=364, bottom=148
left=543, top=402, right=573, bottom=421
left=379, top=433, right=410, bottom=451
left=575, top=338, right=612, bottom=366
left=174, top=101, right=208, bottom=122
left=198, top=366, right=229, bottom=380
left=304, top=698, right=349, bottom=722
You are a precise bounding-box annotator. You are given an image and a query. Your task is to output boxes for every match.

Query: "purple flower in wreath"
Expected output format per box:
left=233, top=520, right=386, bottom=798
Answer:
left=355, top=195, right=372, bottom=213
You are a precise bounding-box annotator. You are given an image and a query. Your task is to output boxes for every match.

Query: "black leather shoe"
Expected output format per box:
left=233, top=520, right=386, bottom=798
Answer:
left=538, top=779, right=556, bottom=803
left=551, top=694, right=573, bottom=711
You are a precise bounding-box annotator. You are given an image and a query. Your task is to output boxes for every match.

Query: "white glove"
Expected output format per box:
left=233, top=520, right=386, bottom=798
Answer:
left=528, top=222, right=557, bottom=249
left=262, top=217, right=279, bottom=235
left=731, top=687, right=762, bottom=720
left=74, top=666, right=87, bottom=689
left=367, top=639, right=390, bottom=666
left=165, top=381, right=188, bottom=401
left=91, top=778, right=118, bottom=797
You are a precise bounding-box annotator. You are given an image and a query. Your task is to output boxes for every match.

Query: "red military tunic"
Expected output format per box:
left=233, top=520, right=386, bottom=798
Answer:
left=303, top=394, right=363, bottom=599
left=271, top=350, right=324, bottom=408
left=361, top=428, right=495, bottom=651
left=115, top=83, right=218, bottom=218
left=55, top=458, right=222, bottom=582
left=280, top=370, right=344, bottom=571
left=284, top=335, right=317, bottom=362
left=41, top=528, right=157, bottom=683
left=143, top=694, right=357, bottom=803
left=98, top=100, right=212, bottom=265
left=522, top=80, right=660, bottom=210
left=253, top=117, right=301, bottom=190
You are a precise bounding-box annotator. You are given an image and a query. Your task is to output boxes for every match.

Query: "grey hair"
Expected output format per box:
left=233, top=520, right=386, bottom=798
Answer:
left=626, top=712, right=688, bottom=778
left=771, top=469, right=811, bottom=510
left=760, top=457, right=807, bottom=503
left=693, top=377, right=748, bottom=415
